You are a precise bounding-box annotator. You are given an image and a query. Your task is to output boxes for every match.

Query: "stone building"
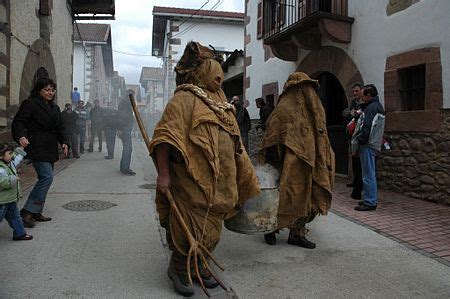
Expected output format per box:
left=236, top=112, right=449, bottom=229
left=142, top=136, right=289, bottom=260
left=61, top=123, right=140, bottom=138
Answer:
left=151, top=6, right=245, bottom=106
left=245, top=0, right=450, bottom=204
left=0, top=0, right=115, bottom=140
left=73, top=23, right=114, bottom=106
left=109, top=71, right=126, bottom=108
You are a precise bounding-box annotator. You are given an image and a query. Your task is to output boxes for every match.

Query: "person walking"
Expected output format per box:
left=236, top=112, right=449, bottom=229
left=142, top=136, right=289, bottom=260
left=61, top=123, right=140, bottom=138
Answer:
left=353, top=84, right=385, bottom=211
left=71, top=87, right=80, bottom=106
left=150, top=41, right=259, bottom=297
left=117, top=93, right=135, bottom=175
left=61, top=103, right=80, bottom=159
left=260, top=72, right=335, bottom=249
left=343, top=82, right=364, bottom=199
left=74, top=100, right=88, bottom=154
left=12, top=78, right=69, bottom=228
left=0, top=144, right=33, bottom=241
left=103, top=102, right=117, bottom=160
left=88, top=99, right=104, bottom=152
left=232, top=95, right=251, bottom=151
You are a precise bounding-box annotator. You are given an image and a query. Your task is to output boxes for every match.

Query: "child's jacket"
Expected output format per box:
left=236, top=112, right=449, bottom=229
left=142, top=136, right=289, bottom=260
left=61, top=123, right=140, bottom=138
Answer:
left=0, top=147, right=26, bottom=205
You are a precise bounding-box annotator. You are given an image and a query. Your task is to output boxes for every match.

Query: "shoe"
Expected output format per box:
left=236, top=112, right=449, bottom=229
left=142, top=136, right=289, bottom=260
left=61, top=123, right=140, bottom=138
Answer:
left=358, top=200, right=365, bottom=206
left=87, top=149, right=93, bottom=152
left=20, top=209, right=35, bottom=228
left=264, top=232, right=277, bottom=245
left=350, top=193, right=361, bottom=200
left=287, top=236, right=316, bottom=249
left=104, top=156, right=113, bottom=160
left=121, top=169, right=136, bottom=176
left=98, top=148, right=102, bottom=152
left=168, top=268, right=195, bottom=297
left=13, top=234, right=33, bottom=241
left=194, top=261, right=219, bottom=289
left=346, top=183, right=354, bottom=187
left=32, top=213, right=52, bottom=222
left=354, top=204, right=377, bottom=211
left=75, top=155, right=80, bottom=159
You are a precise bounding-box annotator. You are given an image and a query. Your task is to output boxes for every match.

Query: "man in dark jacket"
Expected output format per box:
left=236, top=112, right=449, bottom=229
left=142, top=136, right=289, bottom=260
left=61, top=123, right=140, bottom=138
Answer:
left=61, top=103, right=80, bottom=158
left=354, top=84, right=385, bottom=211
left=88, top=99, right=104, bottom=152
left=12, top=78, right=69, bottom=227
left=255, top=97, right=274, bottom=131
left=232, top=96, right=251, bottom=151
left=103, top=102, right=117, bottom=159
left=117, top=93, right=135, bottom=175
left=74, top=100, right=88, bottom=154
left=342, top=82, right=364, bottom=199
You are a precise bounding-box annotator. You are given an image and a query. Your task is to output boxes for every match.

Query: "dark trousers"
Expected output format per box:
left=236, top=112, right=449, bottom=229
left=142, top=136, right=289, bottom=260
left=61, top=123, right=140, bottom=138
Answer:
left=120, top=129, right=132, bottom=171
left=78, top=125, right=86, bottom=152
left=105, top=127, right=116, bottom=157
left=68, top=131, right=79, bottom=156
left=351, top=156, right=363, bottom=197
left=89, top=125, right=103, bottom=151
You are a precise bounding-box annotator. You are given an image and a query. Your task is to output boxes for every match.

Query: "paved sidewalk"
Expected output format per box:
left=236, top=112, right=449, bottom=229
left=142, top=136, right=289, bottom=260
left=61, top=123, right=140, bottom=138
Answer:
left=332, top=177, right=450, bottom=265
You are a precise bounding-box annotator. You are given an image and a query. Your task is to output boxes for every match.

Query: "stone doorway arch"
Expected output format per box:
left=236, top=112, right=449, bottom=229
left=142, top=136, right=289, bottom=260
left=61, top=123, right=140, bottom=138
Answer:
left=19, top=39, right=56, bottom=102
left=297, top=46, right=364, bottom=175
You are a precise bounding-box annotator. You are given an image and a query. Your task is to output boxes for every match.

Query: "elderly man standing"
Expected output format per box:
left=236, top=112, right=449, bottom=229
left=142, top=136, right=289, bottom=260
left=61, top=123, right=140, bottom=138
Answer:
left=232, top=95, right=251, bottom=151
left=260, top=72, right=335, bottom=249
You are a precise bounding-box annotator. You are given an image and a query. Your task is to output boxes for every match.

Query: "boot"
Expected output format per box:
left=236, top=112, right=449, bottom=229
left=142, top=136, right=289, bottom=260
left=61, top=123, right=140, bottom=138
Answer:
left=194, top=260, right=219, bottom=289
left=287, top=231, right=316, bottom=249
left=264, top=232, right=277, bottom=245
left=168, top=268, right=195, bottom=297
left=20, top=209, right=35, bottom=228
left=32, top=213, right=52, bottom=222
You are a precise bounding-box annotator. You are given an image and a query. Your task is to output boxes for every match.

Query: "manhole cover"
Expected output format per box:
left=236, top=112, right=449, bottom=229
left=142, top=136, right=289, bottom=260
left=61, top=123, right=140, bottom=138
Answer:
left=139, top=183, right=157, bottom=189
left=62, top=200, right=117, bottom=212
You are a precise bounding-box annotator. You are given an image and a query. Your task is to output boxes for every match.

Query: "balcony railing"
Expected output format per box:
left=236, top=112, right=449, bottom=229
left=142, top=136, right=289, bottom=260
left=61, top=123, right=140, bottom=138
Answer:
left=262, top=0, right=348, bottom=40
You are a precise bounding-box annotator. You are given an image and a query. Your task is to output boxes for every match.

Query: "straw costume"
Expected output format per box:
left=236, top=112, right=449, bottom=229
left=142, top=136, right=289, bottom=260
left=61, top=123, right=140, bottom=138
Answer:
left=260, top=72, right=335, bottom=249
left=149, top=42, right=259, bottom=296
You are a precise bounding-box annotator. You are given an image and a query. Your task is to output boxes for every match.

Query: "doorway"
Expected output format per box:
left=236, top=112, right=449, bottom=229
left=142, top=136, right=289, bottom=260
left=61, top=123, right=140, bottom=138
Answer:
left=314, top=72, right=348, bottom=175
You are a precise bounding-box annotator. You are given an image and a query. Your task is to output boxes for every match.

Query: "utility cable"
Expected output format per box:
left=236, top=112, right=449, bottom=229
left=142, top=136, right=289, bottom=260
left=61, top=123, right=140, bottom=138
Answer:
left=10, top=32, right=40, bottom=55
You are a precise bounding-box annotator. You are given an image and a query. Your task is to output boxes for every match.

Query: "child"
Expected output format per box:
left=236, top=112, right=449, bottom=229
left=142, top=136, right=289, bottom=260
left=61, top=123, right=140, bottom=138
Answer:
left=0, top=143, right=33, bottom=241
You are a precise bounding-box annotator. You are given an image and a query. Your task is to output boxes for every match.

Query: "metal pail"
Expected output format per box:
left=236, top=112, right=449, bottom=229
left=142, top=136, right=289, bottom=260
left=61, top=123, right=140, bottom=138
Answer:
left=224, top=187, right=279, bottom=234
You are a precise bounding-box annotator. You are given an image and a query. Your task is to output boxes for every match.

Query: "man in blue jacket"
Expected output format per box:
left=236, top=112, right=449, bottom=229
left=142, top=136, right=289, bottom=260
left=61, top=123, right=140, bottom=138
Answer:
left=355, top=84, right=385, bottom=211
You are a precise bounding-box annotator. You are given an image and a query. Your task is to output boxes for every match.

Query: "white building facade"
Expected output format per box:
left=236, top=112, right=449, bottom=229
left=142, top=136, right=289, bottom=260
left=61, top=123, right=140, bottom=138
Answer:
left=246, top=0, right=450, bottom=203
left=152, top=6, right=245, bottom=105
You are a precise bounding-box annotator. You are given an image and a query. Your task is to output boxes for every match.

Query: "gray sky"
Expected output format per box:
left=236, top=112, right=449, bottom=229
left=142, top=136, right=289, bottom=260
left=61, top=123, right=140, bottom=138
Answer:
left=99, top=0, right=244, bottom=84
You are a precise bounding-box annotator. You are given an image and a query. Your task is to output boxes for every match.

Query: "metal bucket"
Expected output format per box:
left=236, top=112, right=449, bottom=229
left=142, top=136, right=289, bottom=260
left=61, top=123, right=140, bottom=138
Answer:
left=224, top=187, right=279, bottom=235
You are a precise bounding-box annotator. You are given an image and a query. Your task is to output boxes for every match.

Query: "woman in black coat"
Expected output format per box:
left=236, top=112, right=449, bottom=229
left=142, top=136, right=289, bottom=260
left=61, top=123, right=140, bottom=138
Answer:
left=12, top=78, right=69, bottom=228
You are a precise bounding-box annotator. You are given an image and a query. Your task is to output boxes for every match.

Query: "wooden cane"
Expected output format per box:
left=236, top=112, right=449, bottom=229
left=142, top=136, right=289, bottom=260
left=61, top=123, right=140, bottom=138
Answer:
left=128, top=94, right=226, bottom=296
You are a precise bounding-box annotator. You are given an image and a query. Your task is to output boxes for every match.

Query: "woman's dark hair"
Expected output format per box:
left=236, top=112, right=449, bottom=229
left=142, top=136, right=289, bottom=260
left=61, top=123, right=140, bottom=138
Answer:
left=30, top=78, right=56, bottom=98
left=363, top=84, right=378, bottom=97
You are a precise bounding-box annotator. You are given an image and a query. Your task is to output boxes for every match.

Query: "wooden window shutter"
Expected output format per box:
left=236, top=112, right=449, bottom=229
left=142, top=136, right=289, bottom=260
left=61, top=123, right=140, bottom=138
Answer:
left=257, top=2, right=263, bottom=39
left=278, top=0, right=286, bottom=27
left=39, top=0, right=51, bottom=16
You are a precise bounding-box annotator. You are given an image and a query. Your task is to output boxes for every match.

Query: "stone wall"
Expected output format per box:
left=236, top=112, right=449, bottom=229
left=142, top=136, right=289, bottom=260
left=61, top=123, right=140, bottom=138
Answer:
left=378, top=109, right=450, bottom=204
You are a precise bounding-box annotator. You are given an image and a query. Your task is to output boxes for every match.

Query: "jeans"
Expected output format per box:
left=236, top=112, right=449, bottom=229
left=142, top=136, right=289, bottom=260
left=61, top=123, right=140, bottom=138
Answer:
left=23, top=162, right=54, bottom=214
left=359, top=146, right=378, bottom=206
left=0, top=202, right=26, bottom=237
left=120, top=129, right=132, bottom=172
left=78, top=125, right=86, bottom=152
left=105, top=127, right=116, bottom=157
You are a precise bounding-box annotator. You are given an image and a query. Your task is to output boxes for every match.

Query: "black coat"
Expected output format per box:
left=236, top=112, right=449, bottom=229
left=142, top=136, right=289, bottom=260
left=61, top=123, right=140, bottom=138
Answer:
left=61, top=110, right=79, bottom=134
left=12, top=96, right=69, bottom=162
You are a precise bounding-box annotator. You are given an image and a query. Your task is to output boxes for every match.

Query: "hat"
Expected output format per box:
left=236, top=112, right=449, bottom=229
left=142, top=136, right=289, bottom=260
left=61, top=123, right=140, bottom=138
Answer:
left=0, top=143, right=14, bottom=155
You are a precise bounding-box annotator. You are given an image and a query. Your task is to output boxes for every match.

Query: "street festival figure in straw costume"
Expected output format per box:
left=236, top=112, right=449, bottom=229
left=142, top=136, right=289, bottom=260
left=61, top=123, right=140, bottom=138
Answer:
left=259, top=72, right=335, bottom=249
left=147, top=41, right=259, bottom=297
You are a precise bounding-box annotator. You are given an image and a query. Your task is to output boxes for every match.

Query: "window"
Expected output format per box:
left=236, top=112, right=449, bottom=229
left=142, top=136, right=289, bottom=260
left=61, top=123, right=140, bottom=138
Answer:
left=398, top=64, right=425, bottom=111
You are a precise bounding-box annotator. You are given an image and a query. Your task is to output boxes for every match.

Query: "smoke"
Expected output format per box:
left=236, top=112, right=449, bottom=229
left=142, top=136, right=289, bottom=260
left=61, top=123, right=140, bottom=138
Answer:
left=255, top=164, right=279, bottom=189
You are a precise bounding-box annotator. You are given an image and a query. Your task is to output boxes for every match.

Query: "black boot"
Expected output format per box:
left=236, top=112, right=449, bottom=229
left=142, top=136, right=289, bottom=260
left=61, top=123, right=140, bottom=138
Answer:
left=168, top=268, right=195, bottom=297
left=287, top=235, right=316, bottom=249
left=264, top=232, right=277, bottom=245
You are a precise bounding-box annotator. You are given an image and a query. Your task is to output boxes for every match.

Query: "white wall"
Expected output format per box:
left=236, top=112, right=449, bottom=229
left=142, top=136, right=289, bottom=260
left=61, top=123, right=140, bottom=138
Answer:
left=172, top=20, right=244, bottom=62
left=246, top=0, right=450, bottom=115
left=73, top=43, right=90, bottom=101
left=245, top=0, right=296, bottom=119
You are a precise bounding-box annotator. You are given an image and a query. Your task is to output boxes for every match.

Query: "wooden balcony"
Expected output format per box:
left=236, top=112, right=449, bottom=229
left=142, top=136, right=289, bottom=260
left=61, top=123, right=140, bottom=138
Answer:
left=72, top=0, right=115, bottom=20
left=260, top=0, right=354, bottom=61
